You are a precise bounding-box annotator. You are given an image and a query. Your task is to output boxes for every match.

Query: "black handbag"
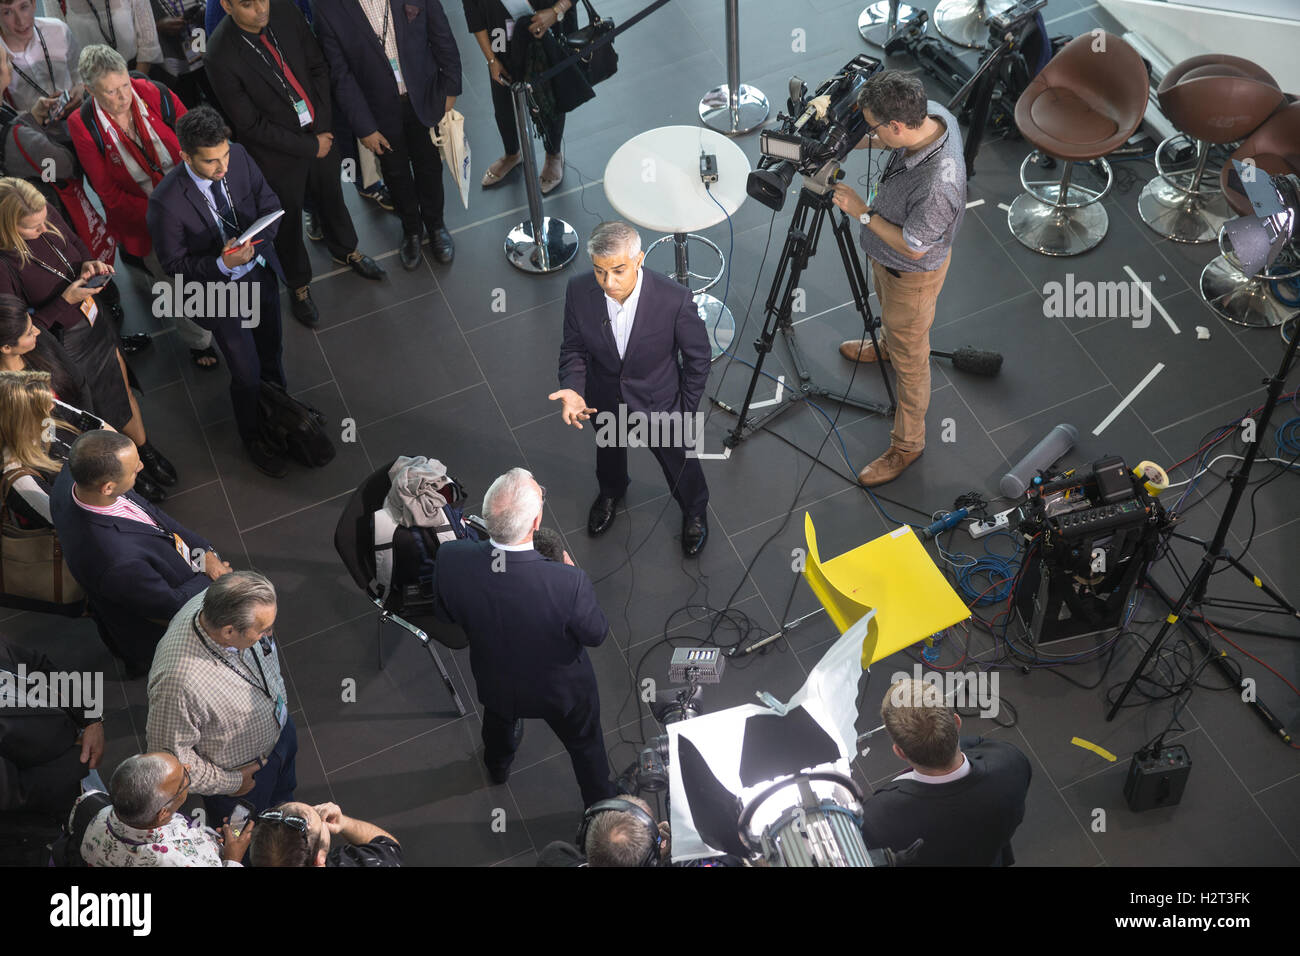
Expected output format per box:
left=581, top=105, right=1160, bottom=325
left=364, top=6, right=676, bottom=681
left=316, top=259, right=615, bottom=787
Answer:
left=563, top=0, right=618, bottom=85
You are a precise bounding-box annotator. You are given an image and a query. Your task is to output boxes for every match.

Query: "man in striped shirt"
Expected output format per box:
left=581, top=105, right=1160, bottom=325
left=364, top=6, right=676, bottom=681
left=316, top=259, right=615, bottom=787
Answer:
left=50, top=430, right=232, bottom=677
left=146, top=570, right=297, bottom=821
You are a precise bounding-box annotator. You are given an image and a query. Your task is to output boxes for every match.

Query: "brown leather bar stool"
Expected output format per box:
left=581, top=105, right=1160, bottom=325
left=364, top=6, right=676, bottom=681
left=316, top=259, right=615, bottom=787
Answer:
left=1138, top=55, right=1284, bottom=243
left=1201, top=103, right=1300, bottom=328
left=1007, top=32, right=1149, bottom=255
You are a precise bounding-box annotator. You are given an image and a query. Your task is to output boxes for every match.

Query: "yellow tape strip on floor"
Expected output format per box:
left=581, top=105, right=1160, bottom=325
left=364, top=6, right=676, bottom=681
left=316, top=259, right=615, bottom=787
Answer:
left=1071, top=737, right=1117, bottom=761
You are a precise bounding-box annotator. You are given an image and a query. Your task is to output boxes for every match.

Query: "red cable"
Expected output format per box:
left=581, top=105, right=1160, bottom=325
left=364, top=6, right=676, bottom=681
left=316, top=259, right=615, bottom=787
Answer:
left=1201, top=617, right=1300, bottom=700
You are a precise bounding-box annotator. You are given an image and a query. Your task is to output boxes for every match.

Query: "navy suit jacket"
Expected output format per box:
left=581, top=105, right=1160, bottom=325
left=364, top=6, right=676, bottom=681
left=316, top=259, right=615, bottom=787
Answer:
left=313, top=0, right=463, bottom=137
left=558, top=268, right=712, bottom=415
left=146, top=142, right=286, bottom=285
left=432, top=540, right=607, bottom=718
left=49, top=468, right=213, bottom=645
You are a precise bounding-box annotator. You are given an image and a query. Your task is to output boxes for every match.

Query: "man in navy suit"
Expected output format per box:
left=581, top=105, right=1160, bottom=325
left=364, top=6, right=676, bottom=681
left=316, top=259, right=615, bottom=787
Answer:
left=313, top=0, right=462, bottom=270
left=50, top=431, right=233, bottom=677
left=147, top=105, right=291, bottom=478
left=432, top=467, right=616, bottom=808
left=549, top=221, right=713, bottom=557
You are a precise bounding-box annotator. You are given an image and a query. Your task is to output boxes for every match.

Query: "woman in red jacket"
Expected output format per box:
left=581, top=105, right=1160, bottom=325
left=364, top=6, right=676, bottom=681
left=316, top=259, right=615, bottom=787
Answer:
left=67, top=43, right=217, bottom=368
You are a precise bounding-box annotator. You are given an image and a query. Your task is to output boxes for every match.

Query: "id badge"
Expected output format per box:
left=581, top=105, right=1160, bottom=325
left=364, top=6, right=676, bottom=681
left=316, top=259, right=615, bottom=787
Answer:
left=274, top=693, right=288, bottom=728
left=389, top=54, right=403, bottom=86
left=293, top=98, right=311, bottom=128
left=81, top=297, right=98, bottom=325
left=172, top=532, right=189, bottom=560
left=504, top=17, right=515, bottom=40
left=867, top=181, right=879, bottom=207
left=184, top=34, right=203, bottom=65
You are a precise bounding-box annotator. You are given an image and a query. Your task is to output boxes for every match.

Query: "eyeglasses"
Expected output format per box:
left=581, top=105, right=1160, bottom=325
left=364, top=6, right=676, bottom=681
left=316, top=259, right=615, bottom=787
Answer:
left=162, top=765, right=190, bottom=808
left=257, top=808, right=308, bottom=832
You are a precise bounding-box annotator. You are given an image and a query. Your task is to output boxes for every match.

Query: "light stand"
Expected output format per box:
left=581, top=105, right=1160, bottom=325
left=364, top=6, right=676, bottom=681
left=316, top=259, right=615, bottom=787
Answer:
left=1106, top=321, right=1300, bottom=743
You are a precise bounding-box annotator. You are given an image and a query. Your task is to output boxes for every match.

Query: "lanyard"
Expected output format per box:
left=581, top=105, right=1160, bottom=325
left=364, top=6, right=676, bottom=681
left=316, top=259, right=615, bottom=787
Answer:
left=199, top=178, right=241, bottom=238
left=158, top=0, right=188, bottom=21
left=84, top=0, right=118, bottom=47
left=192, top=613, right=273, bottom=700
left=28, top=234, right=77, bottom=283
left=376, top=0, right=390, bottom=51
left=879, top=131, right=950, bottom=187
left=113, top=109, right=165, bottom=176
left=242, top=29, right=298, bottom=109
left=9, top=26, right=58, bottom=99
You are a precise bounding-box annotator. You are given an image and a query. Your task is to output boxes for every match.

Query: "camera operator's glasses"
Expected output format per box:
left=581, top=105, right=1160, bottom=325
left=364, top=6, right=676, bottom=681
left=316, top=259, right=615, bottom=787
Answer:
left=257, top=809, right=308, bottom=832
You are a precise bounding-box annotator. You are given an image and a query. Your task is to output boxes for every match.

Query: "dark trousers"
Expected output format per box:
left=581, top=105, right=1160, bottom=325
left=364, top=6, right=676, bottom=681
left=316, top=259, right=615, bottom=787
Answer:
left=595, top=400, right=710, bottom=519
left=204, top=716, right=298, bottom=820
left=266, top=148, right=359, bottom=291
left=377, top=94, right=445, bottom=239
left=193, top=266, right=286, bottom=444
left=488, top=77, right=564, bottom=156
left=483, top=702, right=614, bottom=809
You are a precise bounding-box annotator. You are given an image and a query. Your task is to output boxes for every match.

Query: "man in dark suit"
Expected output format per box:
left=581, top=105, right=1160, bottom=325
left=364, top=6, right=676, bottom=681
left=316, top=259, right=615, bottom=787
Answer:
left=147, top=105, right=291, bottom=478
left=313, top=0, right=461, bottom=269
left=549, top=221, right=713, bottom=557
left=861, top=678, right=1032, bottom=866
left=205, top=0, right=385, bottom=329
left=432, top=467, right=616, bottom=808
left=49, top=430, right=233, bottom=677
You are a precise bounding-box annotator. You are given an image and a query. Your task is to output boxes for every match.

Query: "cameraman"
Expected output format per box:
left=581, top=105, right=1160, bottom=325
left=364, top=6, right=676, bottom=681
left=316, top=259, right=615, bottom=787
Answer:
left=833, top=71, right=966, bottom=487
left=538, top=796, right=670, bottom=867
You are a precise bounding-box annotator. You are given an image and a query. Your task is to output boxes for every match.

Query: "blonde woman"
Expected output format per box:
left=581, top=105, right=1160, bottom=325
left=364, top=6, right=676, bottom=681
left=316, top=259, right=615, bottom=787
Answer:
left=0, top=177, right=174, bottom=501
left=0, top=367, right=104, bottom=528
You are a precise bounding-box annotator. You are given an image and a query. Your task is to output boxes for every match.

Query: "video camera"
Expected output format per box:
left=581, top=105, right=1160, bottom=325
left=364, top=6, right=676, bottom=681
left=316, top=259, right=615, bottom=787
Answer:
left=747, top=54, right=883, bottom=211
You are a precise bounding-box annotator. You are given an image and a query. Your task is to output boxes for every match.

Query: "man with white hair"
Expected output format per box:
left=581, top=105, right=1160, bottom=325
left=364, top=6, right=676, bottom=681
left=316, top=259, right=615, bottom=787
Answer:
left=549, top=220, right=713, bottom=556
left=431, top=467, right=616, bottom=807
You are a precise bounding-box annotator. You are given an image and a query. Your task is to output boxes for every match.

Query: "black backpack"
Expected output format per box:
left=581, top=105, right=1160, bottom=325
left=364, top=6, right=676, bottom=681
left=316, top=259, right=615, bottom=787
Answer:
left=79, top=71, right=176, bottom=158
left=48, top=791, right=113, bottom=867
left=258, top=381, right=336, bottom=468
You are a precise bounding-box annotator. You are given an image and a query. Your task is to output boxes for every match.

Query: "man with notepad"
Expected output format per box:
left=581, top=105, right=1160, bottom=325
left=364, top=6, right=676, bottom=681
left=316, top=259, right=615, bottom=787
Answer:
left=147, top=104, right=292, bottom=478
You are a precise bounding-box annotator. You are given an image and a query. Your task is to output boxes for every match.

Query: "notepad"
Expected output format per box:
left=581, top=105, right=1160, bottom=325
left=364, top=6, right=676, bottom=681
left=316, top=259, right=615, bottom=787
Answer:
left=236, top=210, right=285, bottom=246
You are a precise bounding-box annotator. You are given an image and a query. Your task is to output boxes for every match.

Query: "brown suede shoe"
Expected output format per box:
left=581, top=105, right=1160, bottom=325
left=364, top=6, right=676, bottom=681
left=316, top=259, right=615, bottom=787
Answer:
left=858, top=446, right=922, bottom=486
left=839, top=337, right=890, bottom=363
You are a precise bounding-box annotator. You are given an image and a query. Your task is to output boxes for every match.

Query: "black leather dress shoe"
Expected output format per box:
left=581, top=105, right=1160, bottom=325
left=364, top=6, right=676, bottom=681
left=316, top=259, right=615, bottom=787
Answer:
left=118, top=332, right=152, bottom=355
left=137, top=441, right=177, bottom=486
left=304, top=210, right=323, bottom=241
left=429, top=226, right=454, bottom=264
left=246, top=439, right=289, bottom=478
left=133, top=472, right=167, bottom=503
left=682, top=513, right=708, bottom=557
left=399, top=233, right=422, bottom=271
left=333, top=251, right=386, bottom=280
left=487, top=720, right=525, bottom=784
left=291, top=288, right=319, bottom=328
left=587, top=495, right=620, bottom=537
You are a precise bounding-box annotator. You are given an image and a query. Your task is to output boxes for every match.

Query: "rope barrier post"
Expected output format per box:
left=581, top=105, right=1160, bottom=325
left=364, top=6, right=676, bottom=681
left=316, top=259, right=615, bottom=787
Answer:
left=698, top=0, right=768, bottom=136
left=504, top=81, right=578, bottom=274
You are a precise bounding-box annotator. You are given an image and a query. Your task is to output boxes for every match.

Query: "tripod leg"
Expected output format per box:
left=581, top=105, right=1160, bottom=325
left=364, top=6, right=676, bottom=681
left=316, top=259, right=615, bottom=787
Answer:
left=1217, top=553, right=1300, bottom=619
left=831, top=207, right=897, bottom=413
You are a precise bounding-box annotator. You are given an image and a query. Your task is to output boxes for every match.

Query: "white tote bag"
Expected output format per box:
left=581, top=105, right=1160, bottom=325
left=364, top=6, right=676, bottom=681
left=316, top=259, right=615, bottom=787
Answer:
left=432, top=109, right=471, bottom=209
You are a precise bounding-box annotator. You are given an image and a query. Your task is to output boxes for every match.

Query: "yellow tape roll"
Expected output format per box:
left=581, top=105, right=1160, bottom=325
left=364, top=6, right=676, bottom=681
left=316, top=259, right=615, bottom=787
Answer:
left=1134, top=460, right=1170, bottom=497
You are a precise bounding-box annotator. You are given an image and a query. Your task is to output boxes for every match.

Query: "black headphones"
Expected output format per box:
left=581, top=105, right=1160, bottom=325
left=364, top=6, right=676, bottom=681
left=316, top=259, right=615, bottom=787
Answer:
left=575, top=798, right=661, bottom=867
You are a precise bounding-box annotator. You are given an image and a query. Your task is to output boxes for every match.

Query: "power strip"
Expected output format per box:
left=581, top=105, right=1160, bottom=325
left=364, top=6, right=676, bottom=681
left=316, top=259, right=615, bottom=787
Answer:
left=968, top=507, right=1016, bottom=539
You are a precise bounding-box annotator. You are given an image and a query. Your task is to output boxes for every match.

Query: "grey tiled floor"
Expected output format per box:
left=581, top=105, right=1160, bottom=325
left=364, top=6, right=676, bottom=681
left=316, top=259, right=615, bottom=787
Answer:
left=3, top=0, right=1297, bottom=866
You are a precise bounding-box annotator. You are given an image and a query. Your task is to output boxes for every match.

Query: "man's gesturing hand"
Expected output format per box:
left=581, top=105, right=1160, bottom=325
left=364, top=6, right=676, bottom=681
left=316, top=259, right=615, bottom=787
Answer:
left=547, top=389, right=596, bottom=429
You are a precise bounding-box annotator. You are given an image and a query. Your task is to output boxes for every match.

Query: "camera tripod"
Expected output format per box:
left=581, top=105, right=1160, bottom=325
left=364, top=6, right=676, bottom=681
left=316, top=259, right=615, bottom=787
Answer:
left=713, top=182, right=896, bottom=447
left=1106, top=321, right=1299, bottom=742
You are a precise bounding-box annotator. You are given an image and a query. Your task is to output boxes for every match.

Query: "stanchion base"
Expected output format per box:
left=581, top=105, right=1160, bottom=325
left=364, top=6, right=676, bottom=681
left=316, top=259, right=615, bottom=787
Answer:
left=858, top=1, right=926, bottom=46
left=695, top=293, right=734, bottom=360
left=504, top=217, right=579, bottom=274
left=699, top=84, right=769, bottom=136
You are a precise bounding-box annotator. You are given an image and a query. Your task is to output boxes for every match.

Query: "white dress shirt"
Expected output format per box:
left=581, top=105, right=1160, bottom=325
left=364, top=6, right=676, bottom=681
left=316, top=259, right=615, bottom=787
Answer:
left=3, top=17, right=80, bottom=113
left=893, top=752, right=971, bottom=785
left=604, top=267, right=643, bottom=360
left=184, top=162, right=257, bottom=280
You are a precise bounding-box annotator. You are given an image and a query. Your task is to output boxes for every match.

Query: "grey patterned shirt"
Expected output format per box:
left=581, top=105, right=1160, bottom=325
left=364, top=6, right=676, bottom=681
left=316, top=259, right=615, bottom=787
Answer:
left=146, top=591, right=289, bottom=796
left=859, top=101, right=966, bottom=273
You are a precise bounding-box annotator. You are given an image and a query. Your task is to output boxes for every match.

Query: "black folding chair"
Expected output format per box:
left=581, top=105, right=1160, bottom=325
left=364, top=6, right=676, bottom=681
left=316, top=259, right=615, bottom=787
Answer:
left=334, top=460, right=467, bottom=717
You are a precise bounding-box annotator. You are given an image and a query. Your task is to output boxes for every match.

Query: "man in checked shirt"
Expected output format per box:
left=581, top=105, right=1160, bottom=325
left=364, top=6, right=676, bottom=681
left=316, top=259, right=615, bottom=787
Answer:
left=146, top=569, right=297, bottom=821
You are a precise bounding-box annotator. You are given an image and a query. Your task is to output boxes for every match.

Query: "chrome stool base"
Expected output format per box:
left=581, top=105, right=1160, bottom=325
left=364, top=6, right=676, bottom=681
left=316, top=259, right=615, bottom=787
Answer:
left=1009, top=193, right=1110, bottom=255
left=933, top=0, right=1014, bottom=49
left=1200, top=256, right=1295, bottom=328
left=1138, top=178, right=1232, bottom=243
left=858, top=0, right=926, bottom=46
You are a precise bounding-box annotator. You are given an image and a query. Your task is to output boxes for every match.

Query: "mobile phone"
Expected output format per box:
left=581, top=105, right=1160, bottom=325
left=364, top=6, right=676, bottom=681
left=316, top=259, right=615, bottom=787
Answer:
left=228, top=800, right=254, bottom=837
left=83, top=273, right=111, bottom=289
left=54, top=89, right=70, bottom=114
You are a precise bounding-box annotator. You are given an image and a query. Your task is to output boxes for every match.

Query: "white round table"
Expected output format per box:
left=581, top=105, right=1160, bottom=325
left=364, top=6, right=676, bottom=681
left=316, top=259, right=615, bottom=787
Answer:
left=604, top=125, right=750, bottom=357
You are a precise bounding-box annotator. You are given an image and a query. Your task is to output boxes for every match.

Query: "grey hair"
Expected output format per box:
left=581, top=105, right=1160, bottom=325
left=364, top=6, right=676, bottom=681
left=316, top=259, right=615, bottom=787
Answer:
left=586, top=221, right=641, bottom=259
left=201, top=570, right=277, bottom=632
left=482, top=467, right=542, bottom=545
left=109, top=753, right=174, bottom=828
left=584, top=796, right=657, bottom=867
left=79, top=44, right=130, bottom=94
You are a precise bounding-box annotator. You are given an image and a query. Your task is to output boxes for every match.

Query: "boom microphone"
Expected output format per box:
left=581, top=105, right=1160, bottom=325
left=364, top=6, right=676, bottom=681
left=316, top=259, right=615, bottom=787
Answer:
left=932, top=347, right=1003, bottom=376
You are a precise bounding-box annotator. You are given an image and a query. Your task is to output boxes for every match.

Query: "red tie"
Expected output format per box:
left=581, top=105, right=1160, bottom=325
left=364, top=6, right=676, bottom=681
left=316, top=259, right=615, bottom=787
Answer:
left=259, top=35, right=315, bottom=124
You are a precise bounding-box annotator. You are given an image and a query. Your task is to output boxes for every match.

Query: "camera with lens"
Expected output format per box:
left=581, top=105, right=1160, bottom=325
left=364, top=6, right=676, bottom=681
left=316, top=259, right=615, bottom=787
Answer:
left=747, top=54, right=883, bottom=211
left=624, top=647, right=723, bottom=794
